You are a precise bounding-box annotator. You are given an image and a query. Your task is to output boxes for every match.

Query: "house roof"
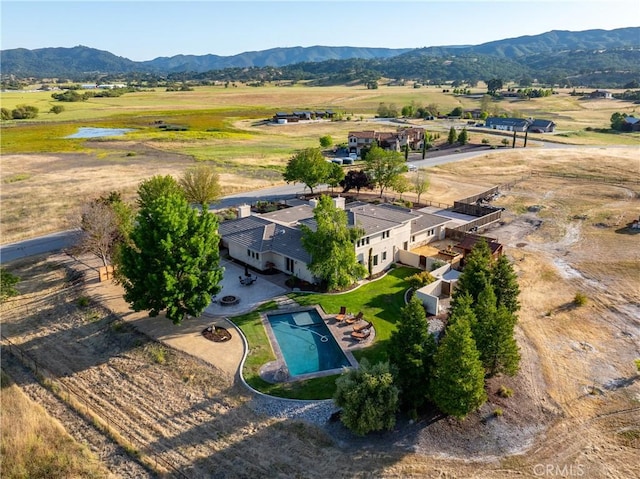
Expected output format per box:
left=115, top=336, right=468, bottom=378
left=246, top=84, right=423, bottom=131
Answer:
left=530, top=119, right=555, bottom=128
left=260, top=204, right=314, bottom=226
left=410, top=213, right=449, bottom=234
left=218, top=216, right=311, bottom=262
left=347, top=203, right=421, bottom=235
left=348, top=130, right=377, bottom=139
left=486, top=117, right=531, bottom=128
left=624, top=116, right=640, bottom=125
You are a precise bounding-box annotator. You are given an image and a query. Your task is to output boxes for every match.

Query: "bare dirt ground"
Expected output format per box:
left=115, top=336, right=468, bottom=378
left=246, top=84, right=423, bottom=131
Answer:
left=2, top=147, right=639, bottom=478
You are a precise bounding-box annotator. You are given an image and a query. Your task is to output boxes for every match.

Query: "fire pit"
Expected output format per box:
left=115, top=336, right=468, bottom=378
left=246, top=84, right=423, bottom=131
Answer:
left=219, top=295, right=240, bottom=306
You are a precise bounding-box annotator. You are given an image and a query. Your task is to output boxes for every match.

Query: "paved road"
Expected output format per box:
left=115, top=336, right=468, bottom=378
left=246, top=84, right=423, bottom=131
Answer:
left=1, top=230, right=80, bottom=264
left=0, top=143, right=569, bottom=264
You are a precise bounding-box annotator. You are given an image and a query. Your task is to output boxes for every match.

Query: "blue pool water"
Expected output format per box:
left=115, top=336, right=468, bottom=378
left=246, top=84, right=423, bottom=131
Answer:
left=65, top=127, right=135, bottom=139
left=266, top=310, right=350, bottom=376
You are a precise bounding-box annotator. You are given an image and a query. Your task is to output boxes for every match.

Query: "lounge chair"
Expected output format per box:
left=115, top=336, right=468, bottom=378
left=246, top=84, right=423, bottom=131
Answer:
left=353, top=320, right=372, bottom=333
left=335, top=306, right=347, bottom=322
left=346, top=311, right=363, bottom=324
left=351, top=328, right=371, bottom=341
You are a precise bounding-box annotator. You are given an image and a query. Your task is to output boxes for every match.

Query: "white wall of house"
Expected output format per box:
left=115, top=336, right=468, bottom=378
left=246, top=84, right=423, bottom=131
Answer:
left=355, top=223, right=410, bottom=275
left=267, top=253, right=315, bottom=284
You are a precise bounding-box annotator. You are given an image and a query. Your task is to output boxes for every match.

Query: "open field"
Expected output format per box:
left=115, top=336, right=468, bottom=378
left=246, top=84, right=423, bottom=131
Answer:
left=2, top=146, right=639, bottom=477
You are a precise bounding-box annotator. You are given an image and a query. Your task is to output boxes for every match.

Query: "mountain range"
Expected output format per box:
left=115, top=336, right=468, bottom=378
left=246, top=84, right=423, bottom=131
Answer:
left=1, top=27, right=639, bottom=86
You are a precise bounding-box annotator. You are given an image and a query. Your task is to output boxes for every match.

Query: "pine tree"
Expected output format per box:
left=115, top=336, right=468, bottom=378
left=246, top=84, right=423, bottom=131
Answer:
left=447, top=126, right=458, bottom=145
left=452, top=239, right=492, bottom=306
left=487, top=305, right=521, bottom=377
left=491, top=254, right=521, bottom=313
left=388, top=296, right=437, bottom=416
left=431, top=316, right=487, bottom=419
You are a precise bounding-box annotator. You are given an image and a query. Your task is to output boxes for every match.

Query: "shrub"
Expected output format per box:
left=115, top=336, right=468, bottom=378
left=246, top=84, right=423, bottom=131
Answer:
left=49, top=105, right=65, bottom=114
left=573, top=292, right=588, bottom=307
left=635, top=358, right=640, bottom=372
left=147, top=344, right=166, bottom=364
left=334, top=359, right=399, bottom=436
left=77, top=296, right=90, bottom=308
left=482, top=138, right=490, bottom=144
left=494, top=408, right=503, bottom=417
left=430, top=260, right=446, bottom=271
left=498, top=385, right=513, bottom=398
left=406, top=270, right=436, bottom=289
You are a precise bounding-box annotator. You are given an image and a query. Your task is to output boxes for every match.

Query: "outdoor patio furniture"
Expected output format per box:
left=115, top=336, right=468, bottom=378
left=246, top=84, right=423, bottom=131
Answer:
left=346, top=311, right=363, bottom=324
left=351, top=328, right=371, bottom=341
left=353, top=320, right=372, bottom=333
left=335, top=306, right=347, bottom=321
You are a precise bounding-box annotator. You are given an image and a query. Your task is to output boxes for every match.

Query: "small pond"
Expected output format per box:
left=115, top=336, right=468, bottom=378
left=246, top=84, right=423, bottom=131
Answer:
left=65, top=127, right=135, bottom=139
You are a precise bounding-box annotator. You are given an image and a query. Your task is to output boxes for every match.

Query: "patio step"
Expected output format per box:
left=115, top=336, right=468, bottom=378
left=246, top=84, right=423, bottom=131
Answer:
left=274, top=296, right=298, bottom=309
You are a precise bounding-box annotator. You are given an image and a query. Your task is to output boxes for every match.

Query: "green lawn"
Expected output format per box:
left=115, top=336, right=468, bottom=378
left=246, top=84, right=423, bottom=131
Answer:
left=292, top=266, right=418, bottom=365
left=231, top=266, right=417, bottom=399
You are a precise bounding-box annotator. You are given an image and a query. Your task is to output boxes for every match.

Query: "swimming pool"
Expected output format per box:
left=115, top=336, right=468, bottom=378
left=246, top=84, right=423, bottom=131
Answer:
left=266, top=309, right=351, bottom=377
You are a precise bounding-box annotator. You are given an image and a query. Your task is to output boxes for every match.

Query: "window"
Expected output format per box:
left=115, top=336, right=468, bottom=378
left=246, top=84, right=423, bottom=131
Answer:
left=382, top=251, right=387, bottom=261
left=366, top=237, right=370, bottom=245
left=247, top=249, right=251, bottom=257
left=411, top=235, right=415, bottom=242
left=256, top=253, right=259, bottom=260
left=382, top=231, right=390, bottom=239
left=286, top=257, right=294, bottom=273
left=373, top=255, right=379, bottom=266
left=403, top=241, right=408, bottom=251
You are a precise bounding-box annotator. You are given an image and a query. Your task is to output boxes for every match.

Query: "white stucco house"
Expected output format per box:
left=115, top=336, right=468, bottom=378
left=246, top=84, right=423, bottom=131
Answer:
left=218, top=197, right=450, bottom=284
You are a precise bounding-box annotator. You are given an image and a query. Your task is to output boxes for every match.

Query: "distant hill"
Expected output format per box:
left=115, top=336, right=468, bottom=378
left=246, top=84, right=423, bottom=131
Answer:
left=141, top=46, right=414, bottom=73
left=1, top=27, right=639, bottom=87
left=0, top=45, right=413, bottom=77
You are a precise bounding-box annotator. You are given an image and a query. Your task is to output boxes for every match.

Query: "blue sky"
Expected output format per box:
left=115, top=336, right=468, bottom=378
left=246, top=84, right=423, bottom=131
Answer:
left=2, top=1, right=638, bottom=60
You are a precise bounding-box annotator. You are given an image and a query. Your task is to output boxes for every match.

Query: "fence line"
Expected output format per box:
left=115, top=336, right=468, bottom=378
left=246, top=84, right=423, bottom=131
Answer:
left=1, top=334, right=190, bottom=479
left=531, top=170, right=639, bottom=185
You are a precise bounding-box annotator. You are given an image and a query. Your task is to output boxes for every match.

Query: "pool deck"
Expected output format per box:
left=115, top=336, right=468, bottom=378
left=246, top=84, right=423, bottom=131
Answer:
left=60, top=254, right=373, bottom=383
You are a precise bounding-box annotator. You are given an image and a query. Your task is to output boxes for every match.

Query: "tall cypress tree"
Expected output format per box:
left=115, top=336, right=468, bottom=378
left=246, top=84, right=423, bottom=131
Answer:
left=491, top=254, right=521, bottom=314
left=388, top=296, right=437, bottom=417
left=486, top=305, right=521, bottom=377
left=452, top=239, right=492, bottom=306
left=431, top=315, right=487, bottom=419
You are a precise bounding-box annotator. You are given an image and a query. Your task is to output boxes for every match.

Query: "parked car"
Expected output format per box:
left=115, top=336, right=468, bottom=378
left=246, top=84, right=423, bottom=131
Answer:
left=407, top=164, right=418, bottom=172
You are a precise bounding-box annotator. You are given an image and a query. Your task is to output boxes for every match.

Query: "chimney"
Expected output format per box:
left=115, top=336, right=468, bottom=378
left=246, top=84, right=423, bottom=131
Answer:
left=237, top=204, right=251, bottom=218
left=333, top=196, right=345, bottom=210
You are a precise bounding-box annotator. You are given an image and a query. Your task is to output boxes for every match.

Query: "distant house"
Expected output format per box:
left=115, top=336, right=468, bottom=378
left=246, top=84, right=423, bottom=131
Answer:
left=272, top=109, right=334, bottom=124
left=348, top=127, right=425, bottom=155
left=273, top=112, right=299, bottom=124
left=528, top=119, right=556, bottom=133
left=623, top=116, right=640, bottom=132
left=589, top=90, right=612, bottom=99
left=485, top=117, right=530, bottom=132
